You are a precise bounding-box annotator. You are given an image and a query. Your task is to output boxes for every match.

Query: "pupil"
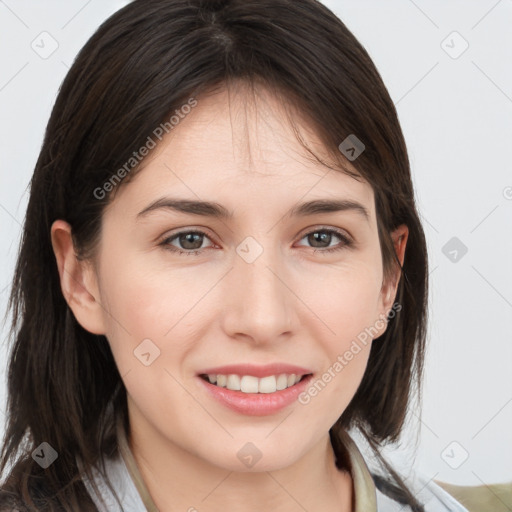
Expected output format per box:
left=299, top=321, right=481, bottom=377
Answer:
left=181, top=233, right=202, bottom=249
left=310, top=231, right=330, bottom=247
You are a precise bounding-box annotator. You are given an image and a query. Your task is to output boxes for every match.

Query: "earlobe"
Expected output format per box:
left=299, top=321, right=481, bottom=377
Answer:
left=50, top=220, right=106, bottom=335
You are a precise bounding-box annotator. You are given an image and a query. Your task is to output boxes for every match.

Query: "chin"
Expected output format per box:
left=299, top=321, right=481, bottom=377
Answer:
left=203, top=439, right=308, bottom=474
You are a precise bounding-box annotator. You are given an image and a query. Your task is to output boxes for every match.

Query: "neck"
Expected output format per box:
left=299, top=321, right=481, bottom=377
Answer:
left=126, top=401, right=353, bottom=512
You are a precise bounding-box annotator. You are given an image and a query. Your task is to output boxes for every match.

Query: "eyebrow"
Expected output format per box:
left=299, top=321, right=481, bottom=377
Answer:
left=136, top=197, right=370, bottom=222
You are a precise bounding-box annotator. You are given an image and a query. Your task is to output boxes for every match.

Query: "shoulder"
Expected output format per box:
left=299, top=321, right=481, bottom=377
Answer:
left=374, top=471, right=471, bottom=512
left=435, top=480, right=512, bottom=512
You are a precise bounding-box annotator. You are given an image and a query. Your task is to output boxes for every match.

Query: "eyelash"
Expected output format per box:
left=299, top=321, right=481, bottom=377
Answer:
left=159, top=227, right=353, bottom=256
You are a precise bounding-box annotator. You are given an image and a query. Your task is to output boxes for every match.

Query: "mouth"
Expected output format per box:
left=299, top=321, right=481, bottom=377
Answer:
left=197, top=371, right=314, bottom=416
left=196, top=363, right=315, bottom=415
left=199, top=372, right=313, bottom=394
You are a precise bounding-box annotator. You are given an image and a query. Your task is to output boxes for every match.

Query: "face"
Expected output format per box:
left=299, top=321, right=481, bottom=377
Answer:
left=55, top=84, right=406, bottom=473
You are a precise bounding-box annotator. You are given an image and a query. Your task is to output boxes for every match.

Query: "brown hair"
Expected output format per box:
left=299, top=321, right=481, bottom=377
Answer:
left=0, top=0, right=428, bottom=510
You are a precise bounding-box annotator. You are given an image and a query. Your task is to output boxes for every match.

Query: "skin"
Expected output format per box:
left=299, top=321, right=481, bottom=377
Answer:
left=51, top=83, right=408, bottom=512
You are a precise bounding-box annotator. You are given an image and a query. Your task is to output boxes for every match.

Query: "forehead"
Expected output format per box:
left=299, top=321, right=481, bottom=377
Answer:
left=111, top=84, right=375, bottom=219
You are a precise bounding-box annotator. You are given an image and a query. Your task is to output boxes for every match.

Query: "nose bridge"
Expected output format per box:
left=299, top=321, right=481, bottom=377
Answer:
left=223, top=237, right=294, bottom=342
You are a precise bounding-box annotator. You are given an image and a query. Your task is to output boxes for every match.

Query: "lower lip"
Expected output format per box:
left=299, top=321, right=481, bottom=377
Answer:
left=197, top=374, right=314, bottom=416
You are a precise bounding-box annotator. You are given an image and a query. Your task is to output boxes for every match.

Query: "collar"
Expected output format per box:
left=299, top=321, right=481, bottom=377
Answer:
left=333, top=428, right=378, bottom=512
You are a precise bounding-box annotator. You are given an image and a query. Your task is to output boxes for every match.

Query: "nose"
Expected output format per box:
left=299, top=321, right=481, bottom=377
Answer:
left=221, top=243, right=297, bottom=346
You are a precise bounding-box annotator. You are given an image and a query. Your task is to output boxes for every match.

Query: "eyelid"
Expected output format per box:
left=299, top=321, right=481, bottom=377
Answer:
left=157, top=225, right=217, bottom=243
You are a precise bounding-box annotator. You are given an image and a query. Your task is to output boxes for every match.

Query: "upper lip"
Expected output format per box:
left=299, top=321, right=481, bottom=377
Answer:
left=198, top=363, right=313, bottom=379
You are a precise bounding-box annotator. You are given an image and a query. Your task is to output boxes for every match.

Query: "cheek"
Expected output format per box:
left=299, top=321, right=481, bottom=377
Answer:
left=299, top=343, right=372, bottom=434
left=298, top=297, right=375, bottom=427
left=96, top=251, right=200, bottom=374
left=295, top=259, right=382, bottom=408
left=298, top=257, right=384, bottom=339
left=97, top=265, right=203, bottom=432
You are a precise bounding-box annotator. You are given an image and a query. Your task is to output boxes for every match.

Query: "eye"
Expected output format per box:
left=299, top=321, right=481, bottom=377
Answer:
left=160, top=230, right=214, bottom=256
left=296, top=227, right=353, bottom=254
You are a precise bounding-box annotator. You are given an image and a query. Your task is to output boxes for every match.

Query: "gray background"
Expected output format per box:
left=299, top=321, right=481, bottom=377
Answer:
left=1, top=0, right=511, bottom=486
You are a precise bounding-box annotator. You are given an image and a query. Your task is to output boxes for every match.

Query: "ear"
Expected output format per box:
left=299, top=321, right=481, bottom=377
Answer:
left=50, top=220, right=106, bottom=335
left=374, top=224, right=409, bottom=338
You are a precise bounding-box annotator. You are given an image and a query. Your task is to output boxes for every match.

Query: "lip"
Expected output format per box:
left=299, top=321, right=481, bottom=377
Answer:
left=197, top=363, right=313, bottom=379
left=197, top=373, right=314, bottom=416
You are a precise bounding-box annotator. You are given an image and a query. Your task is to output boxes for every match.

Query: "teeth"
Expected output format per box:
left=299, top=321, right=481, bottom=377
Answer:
left=258, top=376, right=276, bottom=394
left=227, top=374, right=241, bottom=391
left=205, top=373, right=307, bottom=393
left=241, top=375, right=259, bottom=393
left=276, top=374, right=288, bottom=390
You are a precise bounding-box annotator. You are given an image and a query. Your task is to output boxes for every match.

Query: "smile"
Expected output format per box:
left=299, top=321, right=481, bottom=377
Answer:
left=197, top=372, right=315, bottom=416
left=199, top=373, right=310, bottom=394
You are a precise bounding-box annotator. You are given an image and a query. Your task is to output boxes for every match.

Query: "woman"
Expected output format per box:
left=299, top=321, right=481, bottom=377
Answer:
left=0, top=0, right=469, bottom=510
